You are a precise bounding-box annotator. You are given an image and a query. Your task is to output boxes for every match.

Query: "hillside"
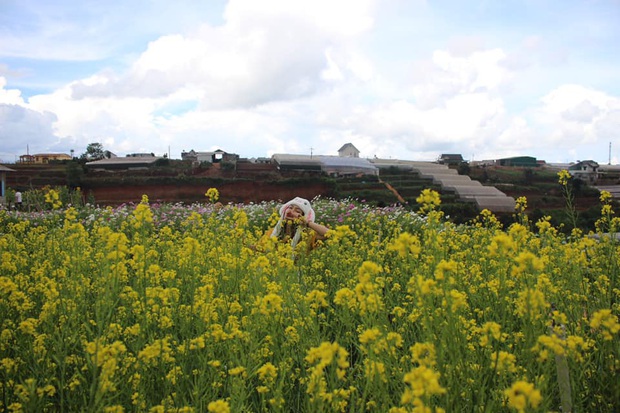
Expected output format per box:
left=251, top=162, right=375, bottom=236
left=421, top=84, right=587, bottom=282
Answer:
left=4, top=160, right=611, bottom=230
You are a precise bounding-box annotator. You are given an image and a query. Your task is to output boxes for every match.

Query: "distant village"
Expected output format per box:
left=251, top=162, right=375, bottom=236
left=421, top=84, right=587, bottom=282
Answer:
left=4, top=142, right=620, bottom=213
left=7, top=143, right=620, bottom=185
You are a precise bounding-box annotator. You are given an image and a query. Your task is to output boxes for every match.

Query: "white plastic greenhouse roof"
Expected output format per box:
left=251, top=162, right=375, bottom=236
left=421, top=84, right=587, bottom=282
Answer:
left=271, top=154, right=322, bottom=165
left=317, top=156, right=377, bottom=170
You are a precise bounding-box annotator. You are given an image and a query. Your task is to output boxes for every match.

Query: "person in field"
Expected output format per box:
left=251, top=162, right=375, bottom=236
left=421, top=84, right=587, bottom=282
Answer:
left=268, top=197, right=329, bottom=250
left=14, top=190, right=23, bottom=211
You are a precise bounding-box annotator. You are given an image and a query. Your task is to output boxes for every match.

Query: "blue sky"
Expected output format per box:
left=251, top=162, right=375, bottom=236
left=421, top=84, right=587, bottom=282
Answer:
left=1, top=0, right=619, bottom=164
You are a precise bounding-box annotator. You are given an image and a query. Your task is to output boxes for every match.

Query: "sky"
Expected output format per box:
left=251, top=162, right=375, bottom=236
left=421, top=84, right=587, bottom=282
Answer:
left=1, top=0, right=620, bottom=164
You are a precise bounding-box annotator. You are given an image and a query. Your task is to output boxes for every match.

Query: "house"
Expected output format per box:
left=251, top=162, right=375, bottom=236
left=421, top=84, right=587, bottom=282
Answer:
left=85, top=156, right=162, bottom=171
left=19, top=154, right=35, bottom=163
left=497, top=156, right=538, bottom=168
left=438, top=154, right=464, bottom=166
left=181, top=149, right=239, bottom=164
left=568, top=160, right=599, bottom=184
left=271, top=154, right=378, bottom=176
left=19, top=153, right=72, bottom=164
left=126, top=153, right=154, bottom=158
left=338, top=143, right=360, bottom=158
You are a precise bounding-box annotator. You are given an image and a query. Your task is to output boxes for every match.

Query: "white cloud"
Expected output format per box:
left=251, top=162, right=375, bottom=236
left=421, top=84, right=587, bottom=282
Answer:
left=533, top=84, right=620, bottom=146
left=0, top=103, right=58, bottom=152
left=224, top=0, right=376, bottom=37
left=0, top=77, right=26, bottom=105
left=1, top=0, right=619, bottom=165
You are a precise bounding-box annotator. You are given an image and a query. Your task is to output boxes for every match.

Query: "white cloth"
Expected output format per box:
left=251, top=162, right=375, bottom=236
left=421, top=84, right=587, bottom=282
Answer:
left=278, top=197, right=315, bottom=223
left=271, top=197, right=315, bottom=247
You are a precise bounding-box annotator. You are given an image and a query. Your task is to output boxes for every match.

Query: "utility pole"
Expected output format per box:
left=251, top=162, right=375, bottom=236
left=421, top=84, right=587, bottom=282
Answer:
left=609, top=142, right=612, bottom=165
left=310, top=147, right=313, bottom=159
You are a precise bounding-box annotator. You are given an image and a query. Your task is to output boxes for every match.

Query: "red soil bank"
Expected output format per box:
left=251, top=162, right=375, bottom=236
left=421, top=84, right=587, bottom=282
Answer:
left=89, top=181, right=332, bottom=206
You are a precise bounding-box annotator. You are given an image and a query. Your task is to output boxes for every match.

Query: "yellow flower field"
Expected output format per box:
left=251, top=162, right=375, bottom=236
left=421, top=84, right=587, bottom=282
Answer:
left=0, top=189, right=618, bottom=412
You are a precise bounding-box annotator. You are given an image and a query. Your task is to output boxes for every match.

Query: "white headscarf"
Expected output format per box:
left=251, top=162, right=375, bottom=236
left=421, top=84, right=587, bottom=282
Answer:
left=271, top=197, right=315, bottom=247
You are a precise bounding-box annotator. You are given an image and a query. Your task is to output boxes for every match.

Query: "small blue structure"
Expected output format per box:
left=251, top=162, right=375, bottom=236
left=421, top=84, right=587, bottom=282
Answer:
left=0, top=164, right=16, bottom=203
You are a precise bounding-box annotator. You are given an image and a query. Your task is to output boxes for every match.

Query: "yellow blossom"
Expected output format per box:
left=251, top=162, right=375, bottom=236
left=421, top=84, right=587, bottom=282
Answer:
left=416, top=188, right=441, bottom=214
left=207, top=400, right=230, bottom=413
left=504, top=380, right=542, bottom=412
left=257, top=362, right=278, bottom=383
left=205, top=187, right=220, bottom=203
left=410, top=342, right=437, bottom=367
left=254, top=293, right=284, bottom=316
left=590, top=309, right=620, bottom=341
left=228, top=366, right=247, bottom=377
left=388, top=232, right=422, bottom=258
left=514, top=196, right=527, bottom=214
left=514, top=288, right=548, bottom=320
left=305, top=289, right=329, bottom=311
left=491, top=351, right=517, bottom=374
left=557, top=169, right=570, bottom=186
left=401, top=365, right=446, bottom=404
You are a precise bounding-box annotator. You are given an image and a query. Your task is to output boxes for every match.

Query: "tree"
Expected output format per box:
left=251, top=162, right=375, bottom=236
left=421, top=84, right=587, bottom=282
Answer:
left=81, top=142, right=105, bottom=161
left=66, top=160, right=85, bottom=188
left=523, top=168, right=534, bottom=185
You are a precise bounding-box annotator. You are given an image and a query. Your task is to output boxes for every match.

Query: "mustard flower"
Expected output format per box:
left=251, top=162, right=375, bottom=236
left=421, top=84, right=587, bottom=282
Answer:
left=364, top=360, right=387, bottom=383
left=503, top=380, right=542, bottom=412
left=535, top=216, right=556, bottom=235
left=305, top=289, right=329, bottom=311
left=479, top=322, right=503, bottom=348
left=401, top=365, right=446, bottom=403
left=359, top=328, right=382, bottom=346
left=474, top=208, right=503, bottom=229
left=228, top=366, right=247, bottom=377
left=138, top=337, right=175, bottom=364
left=133, top=199, right=154, bottom=229
left=514, top=288, right=548, bottom=320
left=447, top=289, right=469, bottom=312
left=408, top=274, right=437, bottom=297
left=254, top=293, right=284, bottom=316
left=205, top=187, right=220, bottom=203
left=434, top=259, right=458, bottom=281
left=44, top=188, right=62, bottom=209
left=285, top=326, right=300, bottom=343
left=410, top=342, right=437, bottom=367
left=388, top=232, right=422, bottom=258
left=488, top=232, right=517, bottom=257
left=305, top=341, right=349, bottom=380
left=590, top=309, right=620, bottom=341
left=565, top=335, right=592, bottom=362
left=257, top=362, right=278, bottom=383
left=325, top=224, right=357, bottom=244
left=166, top=366, right=182, bottom=385
left=35, top=384, right=56, bottom=398
left=416, top=188, right=441, bottom=213
left=557, top=169, right=571, bottom=186
left=490, top=351, right=517, bottom=374
left=207, top=399, right=230, bottom=413
left=600, top=190, right=612, bottom=203
left=514, top=196, right=527, bottom=214
left=18, top=318, right=38, bottom=335
left=334, top=288, right=357, bottom=310
left=1, top=357, right=17, bottom=374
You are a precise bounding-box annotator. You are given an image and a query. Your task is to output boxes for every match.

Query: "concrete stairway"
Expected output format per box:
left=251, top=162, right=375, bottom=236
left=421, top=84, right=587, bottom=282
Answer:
left=384, top=161, right=516, bottom=213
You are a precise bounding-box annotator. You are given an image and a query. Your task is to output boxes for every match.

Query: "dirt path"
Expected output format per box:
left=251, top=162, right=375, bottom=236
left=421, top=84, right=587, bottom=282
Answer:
left=379, top=178, right=407, bottom=204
